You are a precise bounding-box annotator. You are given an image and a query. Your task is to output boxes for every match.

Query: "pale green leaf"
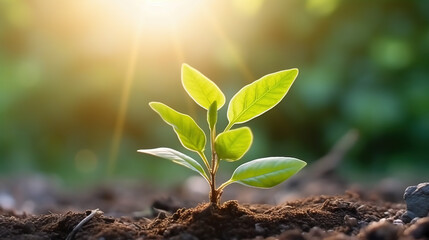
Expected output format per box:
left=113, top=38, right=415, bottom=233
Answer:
left=227, top=68, right=298, bottom=128
left=182, top=64, right=225, bottom=110
left=207, top=101, right=218, bottom=131
left=138, top=147, right=209, bottom=181
left=229, top=157, right=306, bottom=188
left=149, top=102, right=206, bottom=152
left=215, top=127, right=253, bottom=162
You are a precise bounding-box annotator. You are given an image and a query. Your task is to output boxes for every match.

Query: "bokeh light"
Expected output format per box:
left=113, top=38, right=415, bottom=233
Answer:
left=1, top=0, right=428, bottom=186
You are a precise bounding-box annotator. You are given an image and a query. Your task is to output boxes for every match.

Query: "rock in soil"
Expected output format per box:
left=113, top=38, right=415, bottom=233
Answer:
left=402, top=182, right=429, bottom=223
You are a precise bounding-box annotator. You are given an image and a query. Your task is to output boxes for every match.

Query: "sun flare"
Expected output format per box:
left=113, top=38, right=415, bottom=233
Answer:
left=105, top=0, right=206, bottom=30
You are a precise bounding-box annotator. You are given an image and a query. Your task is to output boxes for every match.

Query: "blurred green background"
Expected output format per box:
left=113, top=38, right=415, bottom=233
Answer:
left=1, top=0, right=428, bottom=186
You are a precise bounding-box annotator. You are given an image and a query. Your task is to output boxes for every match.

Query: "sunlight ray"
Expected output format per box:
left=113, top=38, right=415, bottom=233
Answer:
left=108, top=12, right=144, bottom=174
left=204, top=7, right=254, bottom=83
left=168, top=20, right=185, bottom=64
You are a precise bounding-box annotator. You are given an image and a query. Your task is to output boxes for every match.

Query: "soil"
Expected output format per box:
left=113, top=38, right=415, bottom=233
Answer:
left=2, top=191, right=429, bottom=240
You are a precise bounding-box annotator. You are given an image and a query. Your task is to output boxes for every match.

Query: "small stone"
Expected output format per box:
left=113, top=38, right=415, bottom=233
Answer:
left=393, top=219, right=403, bottom=225
left=255, top=223, right=265, bottom=234
left=402, top=182, right=429, bottom=223
left=411, top=217, right=420, bottom=224
left=344, top=215, right=358, bottom=227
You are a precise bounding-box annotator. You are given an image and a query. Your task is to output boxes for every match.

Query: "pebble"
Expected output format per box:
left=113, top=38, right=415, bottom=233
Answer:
left=401, top=182, right=429, bottom=223
left=411, top=217, right=420, bottom=224
left=254, top=223, right=265, bottom=234
left=344, top=215, right=358, bottom=227
left=393, top=219, right=403, bottom=225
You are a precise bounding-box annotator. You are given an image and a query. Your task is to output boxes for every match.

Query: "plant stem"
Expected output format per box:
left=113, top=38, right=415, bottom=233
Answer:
left=197, top=151, right=211, bottom=177
left=209, top=125, right=222, bottom=206
left=209, top=153, right=221, bottom=205
left=217, top=179, right=233, bottom=192
left=209, top=170, right=220, bottom=206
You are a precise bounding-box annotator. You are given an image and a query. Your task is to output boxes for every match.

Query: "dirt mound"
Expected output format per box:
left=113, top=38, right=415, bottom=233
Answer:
left=143, top=194, right=403, bottom=239
left=2, top=193, right=427, bottom=240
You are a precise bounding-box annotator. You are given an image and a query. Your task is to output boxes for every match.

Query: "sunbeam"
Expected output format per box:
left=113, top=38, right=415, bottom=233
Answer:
left=108, top=11, right=144, bottom=174
left=204, top=7, right=254, bottom=83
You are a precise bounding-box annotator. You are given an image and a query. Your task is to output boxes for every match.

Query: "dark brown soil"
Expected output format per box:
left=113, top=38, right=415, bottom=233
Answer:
left=2, top=192, right=428, bottom=240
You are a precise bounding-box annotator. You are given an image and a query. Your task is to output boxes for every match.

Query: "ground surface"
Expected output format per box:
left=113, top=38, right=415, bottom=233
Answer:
left=2, top=192, right=429, bottom=240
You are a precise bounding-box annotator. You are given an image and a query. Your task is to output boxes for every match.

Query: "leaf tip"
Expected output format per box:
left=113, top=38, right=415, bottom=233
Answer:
left=182, top=63, right=190, bottom=69
left=294, top=158, right=307, bottom=171
left=148, top=101, right=161, bottom=110
left=293, top=68, right=299, bottom=75
left=181, top=63, right=193, bottom=75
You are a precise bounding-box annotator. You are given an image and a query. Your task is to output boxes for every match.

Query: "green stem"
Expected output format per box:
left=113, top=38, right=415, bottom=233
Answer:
left=200, top=172, right=211, bottom=184
left=210, top=127, right=218, bottom=173
left=198, top=151, right=211, bottom=176
left=209, top=126, right=221, bottom=205
left=217, top=179, right=234, bottom=192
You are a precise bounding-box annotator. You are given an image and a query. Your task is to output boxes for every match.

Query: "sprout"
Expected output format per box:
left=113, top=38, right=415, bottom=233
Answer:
left=138, top=64, right=306, bottom=206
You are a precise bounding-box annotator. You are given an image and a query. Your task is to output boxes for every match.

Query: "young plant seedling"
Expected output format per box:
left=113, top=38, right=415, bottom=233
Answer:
left=138, top=64, right=306, bottom=206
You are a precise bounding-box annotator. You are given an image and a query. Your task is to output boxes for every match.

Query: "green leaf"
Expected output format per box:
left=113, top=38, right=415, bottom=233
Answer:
left=149, top=102, right=206, bottom=152
left=182, top=64, right=225, bottom=110
left=138, top=147, right=209, bottom=181
left=229, top=157, right=306, bottom=188
left=207, top=101, right=218, bottom=131
left=227, top=68, right=298, bottom=128
left=215, top=127, right=253, bottom=162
